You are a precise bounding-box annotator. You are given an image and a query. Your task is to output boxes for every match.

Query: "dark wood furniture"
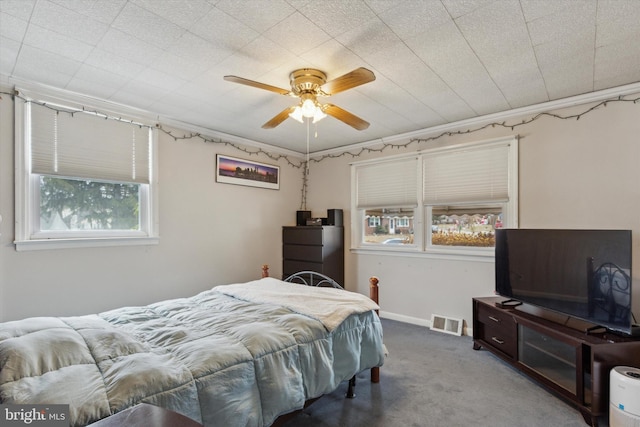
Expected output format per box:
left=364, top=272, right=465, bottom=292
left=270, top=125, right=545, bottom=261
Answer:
left=87, top=403, right=203, bottom=427
left=473, top=296, right=640, bottom=427
left=282, top=226, right=344, bottom=286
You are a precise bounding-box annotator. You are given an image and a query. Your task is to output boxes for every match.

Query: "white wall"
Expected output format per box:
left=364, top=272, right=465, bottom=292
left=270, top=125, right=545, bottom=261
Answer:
left=2, top=87, right=640, bottom=332
left=0, top=94, right=303, bottom=321
left=307, top=93, right=640, bottom=333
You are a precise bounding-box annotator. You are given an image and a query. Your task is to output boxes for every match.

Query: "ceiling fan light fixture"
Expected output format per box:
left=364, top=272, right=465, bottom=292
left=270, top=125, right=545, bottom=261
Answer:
left=312, top=107, right=327, bottom=123
left=289, top=106, right=304, bottom=123
left=301, top=98, right=316, bottom=117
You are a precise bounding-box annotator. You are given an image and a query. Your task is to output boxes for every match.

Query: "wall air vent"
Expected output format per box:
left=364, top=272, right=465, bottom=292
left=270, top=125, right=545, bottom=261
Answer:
left=430, top=314, right=463, bottom=336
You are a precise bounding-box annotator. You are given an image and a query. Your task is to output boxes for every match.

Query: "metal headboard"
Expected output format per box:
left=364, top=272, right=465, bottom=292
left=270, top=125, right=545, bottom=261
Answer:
left=589, top=261, right=631, bottom=323
left=283, top=271, right=344, bottom=289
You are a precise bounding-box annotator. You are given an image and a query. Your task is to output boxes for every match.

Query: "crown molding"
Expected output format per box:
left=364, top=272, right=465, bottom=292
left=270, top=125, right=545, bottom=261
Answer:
left=311, top=81, right=640, bottom=158
left=4, top=75, right=305, bottom=160
left=159, top=117, right=304, bottom=159
left=6, top=74, right=638, bottom=161
left=11, top=78, right=158, bottom=124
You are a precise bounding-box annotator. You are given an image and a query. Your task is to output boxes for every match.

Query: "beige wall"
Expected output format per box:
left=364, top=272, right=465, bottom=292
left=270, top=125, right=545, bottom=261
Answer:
left=2, top=87, right=639, bottom=332
left=0, top=94, right=302, bottom=321
left=307, top=93, right=640, bottom=332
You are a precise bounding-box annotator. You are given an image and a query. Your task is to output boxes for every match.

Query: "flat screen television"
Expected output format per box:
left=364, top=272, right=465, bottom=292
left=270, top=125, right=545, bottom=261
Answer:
left=495, top=229, right=634, bottom=335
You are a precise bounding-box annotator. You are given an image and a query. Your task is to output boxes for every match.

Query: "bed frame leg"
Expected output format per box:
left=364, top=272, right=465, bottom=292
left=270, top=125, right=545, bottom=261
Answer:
left=346, top=375, right=356, bottom=398
left=369, top=276, right=381, bottom=383
left=369, top=276, right=379, bottom=312
left=371, top=367, right=380, bottom=383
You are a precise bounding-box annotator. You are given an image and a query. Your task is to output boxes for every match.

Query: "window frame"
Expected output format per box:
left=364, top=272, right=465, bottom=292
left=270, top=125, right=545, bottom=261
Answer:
left=351, top=136, right=518, bottom=259
left=396, top=217, right=410, bottom=228
left=424, top=203, right=507, bottom=256
left=361, top=207, right=420, bottom=249
left=14, top=89, right=159, bottom=251
left=368, top=216, right=381, bottom=228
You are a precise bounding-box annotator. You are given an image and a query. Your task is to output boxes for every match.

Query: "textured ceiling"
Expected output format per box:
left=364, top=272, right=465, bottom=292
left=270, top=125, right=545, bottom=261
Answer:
left=1, top=0, right=640, bottom=154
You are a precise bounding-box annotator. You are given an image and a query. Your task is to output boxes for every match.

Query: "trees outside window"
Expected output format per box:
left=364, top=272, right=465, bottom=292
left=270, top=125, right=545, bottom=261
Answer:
left=15, top=89, right=158, bottom=250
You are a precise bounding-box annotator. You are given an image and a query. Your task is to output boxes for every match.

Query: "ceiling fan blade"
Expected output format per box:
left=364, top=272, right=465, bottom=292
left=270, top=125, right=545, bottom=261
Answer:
left=323, top=104, right=370, bottom=130
left=262, top=106, right=297, bottom=129
left=224, top=75, right=291, bottom=96
left=320, top=67, right=376, bottom=95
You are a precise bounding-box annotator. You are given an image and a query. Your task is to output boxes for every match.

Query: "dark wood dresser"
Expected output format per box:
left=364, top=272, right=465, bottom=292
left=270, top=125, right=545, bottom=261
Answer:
left=282, top=226, right=344, bottom=285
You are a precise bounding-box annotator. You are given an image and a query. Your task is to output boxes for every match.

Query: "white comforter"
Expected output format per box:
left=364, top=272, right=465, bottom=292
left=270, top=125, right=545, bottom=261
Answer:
left=215, top=278, right=380, bottom=331
left=0, top=278, right=384, bottom=427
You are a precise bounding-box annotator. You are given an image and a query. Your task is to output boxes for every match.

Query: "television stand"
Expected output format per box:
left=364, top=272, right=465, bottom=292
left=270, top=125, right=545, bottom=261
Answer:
left=473, top=297, right=640, bottom=426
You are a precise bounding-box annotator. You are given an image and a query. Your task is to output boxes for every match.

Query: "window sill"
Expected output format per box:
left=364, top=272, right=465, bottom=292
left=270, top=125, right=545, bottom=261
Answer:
left=15, top=236, right=160, bottom=251
left=351, top=246, right=494, bottom=262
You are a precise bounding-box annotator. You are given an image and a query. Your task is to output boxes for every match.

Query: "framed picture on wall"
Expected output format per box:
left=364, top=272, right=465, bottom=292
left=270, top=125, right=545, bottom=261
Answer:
left=216, top=154, right=280, bottom=190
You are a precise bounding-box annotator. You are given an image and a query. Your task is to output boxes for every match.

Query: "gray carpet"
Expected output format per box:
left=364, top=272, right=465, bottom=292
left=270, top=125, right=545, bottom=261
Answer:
left=279, top=318, right=602, bottom=427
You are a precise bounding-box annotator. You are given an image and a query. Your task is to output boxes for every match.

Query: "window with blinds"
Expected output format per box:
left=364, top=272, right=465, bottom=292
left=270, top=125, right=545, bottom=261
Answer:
left=15, top=90, right=159, bottom=250
left=422, top=143, right=509, bottom=206
left=356, top=157, right=418, bottom=209
left=355, top=158, right=419, bottom=246
left=30, top=103, right=151, bottom=184
left=425, top=141, right=513, bottom=248
left=351, top=137, right=518, bottom=253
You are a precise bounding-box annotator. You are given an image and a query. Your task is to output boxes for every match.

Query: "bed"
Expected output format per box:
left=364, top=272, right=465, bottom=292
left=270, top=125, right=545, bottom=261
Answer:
left=0, top=269, right=384, bottom=427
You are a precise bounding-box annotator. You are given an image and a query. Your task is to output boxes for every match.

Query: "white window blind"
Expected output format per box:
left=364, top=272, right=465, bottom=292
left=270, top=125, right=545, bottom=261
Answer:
left=30, top=102, right=151, bottom=184
left=423, top=143, right=510, bottom=205
left=356, top=158, right=418, bottom=208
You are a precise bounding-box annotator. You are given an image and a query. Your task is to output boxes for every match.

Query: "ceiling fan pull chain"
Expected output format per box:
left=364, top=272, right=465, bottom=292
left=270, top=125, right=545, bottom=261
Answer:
left=306, top=118, right=310, bottom=177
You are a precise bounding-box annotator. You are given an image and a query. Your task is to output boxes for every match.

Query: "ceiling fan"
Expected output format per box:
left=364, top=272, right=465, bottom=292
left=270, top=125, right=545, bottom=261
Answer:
left=223, top=67, right=375, bottom=130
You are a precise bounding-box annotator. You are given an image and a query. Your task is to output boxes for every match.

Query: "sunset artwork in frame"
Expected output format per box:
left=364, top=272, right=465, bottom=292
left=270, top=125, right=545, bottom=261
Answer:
left=216, top=154, right=280, bottom=190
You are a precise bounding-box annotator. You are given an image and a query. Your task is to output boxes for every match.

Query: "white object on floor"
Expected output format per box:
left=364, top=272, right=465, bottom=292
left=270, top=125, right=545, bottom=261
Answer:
left=610, top=366, right=640, bottom=427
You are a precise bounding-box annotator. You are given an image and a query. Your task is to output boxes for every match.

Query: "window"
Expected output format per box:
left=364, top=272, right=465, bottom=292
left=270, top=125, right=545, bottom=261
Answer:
left=351, top=136, right=518, bottom=256
left=15, top=89, right=159, bottom=250
left=396, top=217, right=410, bottom=228
left=353, top=156, right=419, bottom=248
left=39, top=177, right=141, bottom=232
left=430, top=205, right=502, bottom=247
left=364, top=208, right=415, bottom=245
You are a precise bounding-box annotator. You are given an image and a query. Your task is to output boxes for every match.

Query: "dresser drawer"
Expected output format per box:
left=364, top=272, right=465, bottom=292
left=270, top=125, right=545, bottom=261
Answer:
left=283, top=227, right=324, bottom=245
left=283, top=244, right=323, bottom=262
left=477, top=303, right=514, bottom=327
left=282, top=225, right=344, bottom=288
left=476, top=304, right=517, bottom=359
